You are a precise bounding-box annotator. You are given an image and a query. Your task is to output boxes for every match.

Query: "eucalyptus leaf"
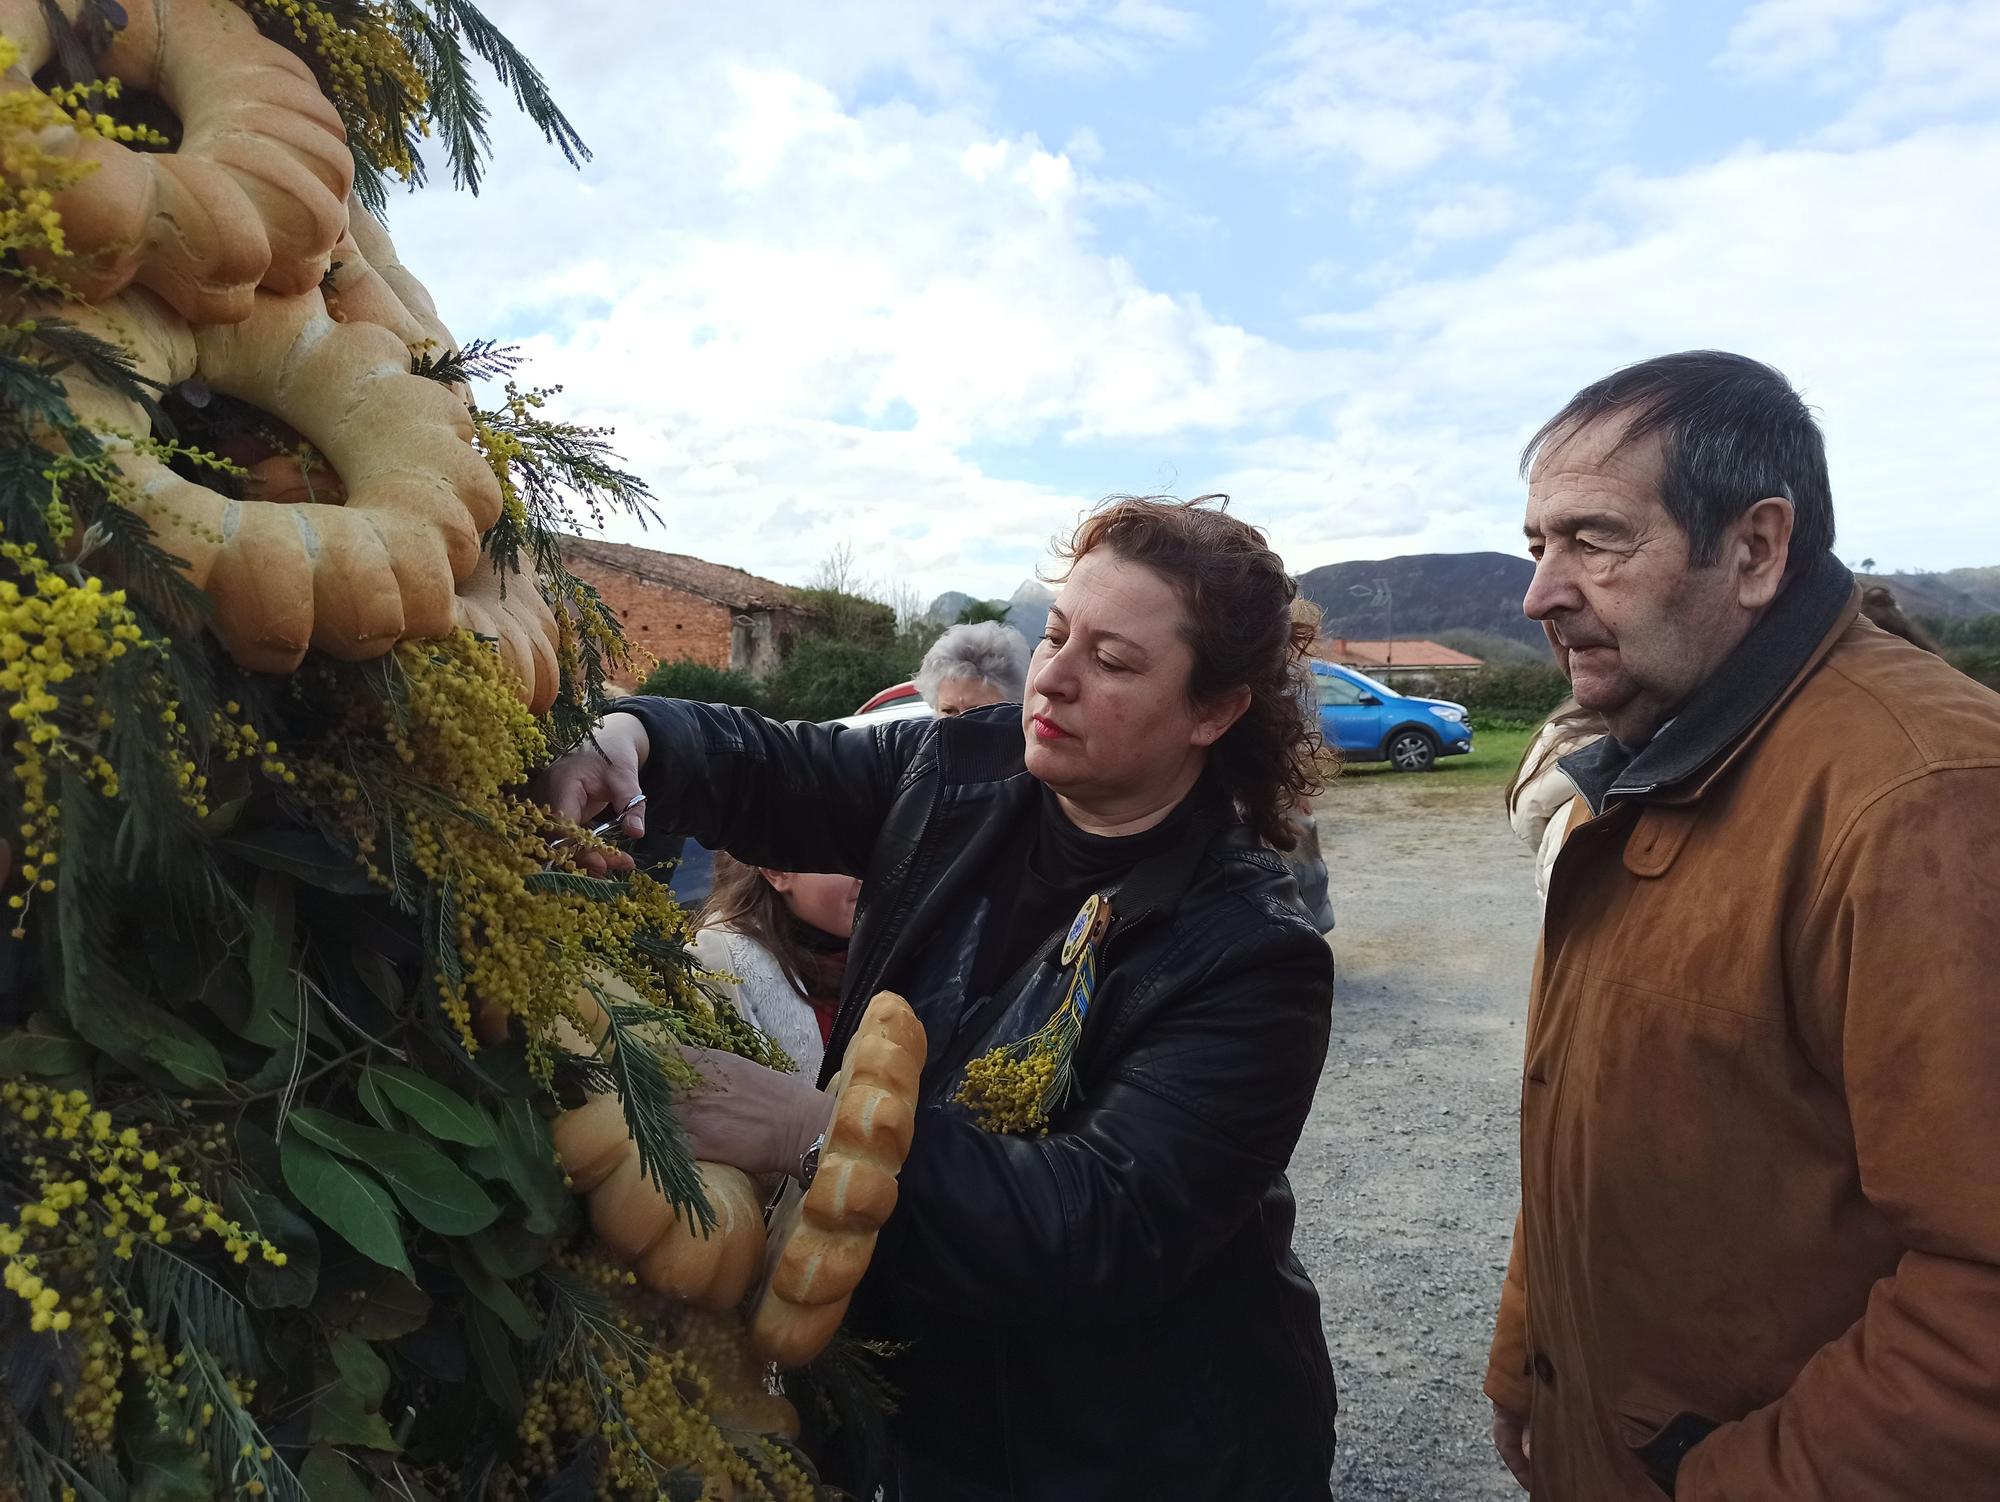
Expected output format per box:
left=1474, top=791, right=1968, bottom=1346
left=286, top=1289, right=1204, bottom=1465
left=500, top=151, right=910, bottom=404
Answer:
left=62, top=976, right=226, bottom=1092
left=278, top=1136, right=411, bottom=1279
left=447, top=1246, right=539, bottom=1341
left=314, top=1258, right=431, bottom=1341
left=226, top=1185, right=319, bottom=1309
left=367, top=1064, right=495, bottom=1146
left=465, top=1097, right=565, bottom=1236
left=243, top=870, right=298, bottom=1048
left=0, top=1014, right=91, bottom=1076
left=297, top=1447, right=372, bottom=1502
left=464, top=1300, right=524, bottom=1415
left=287, top=1109, right=498, bottom=1236
left=308, top=1332, right=399, bottom=1451
left=356, top=1069, right=397, bottom=1130
left=224, top=828, right=378, bottom=895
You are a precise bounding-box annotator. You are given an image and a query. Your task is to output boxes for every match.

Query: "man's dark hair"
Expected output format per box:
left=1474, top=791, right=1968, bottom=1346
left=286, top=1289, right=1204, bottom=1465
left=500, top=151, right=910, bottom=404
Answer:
left=1521, top=351, right=1834, bottom=573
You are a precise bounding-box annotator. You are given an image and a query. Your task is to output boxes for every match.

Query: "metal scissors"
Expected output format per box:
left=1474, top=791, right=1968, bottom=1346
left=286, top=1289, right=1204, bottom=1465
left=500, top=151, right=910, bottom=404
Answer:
left=550, top=792, right=646, bottom=852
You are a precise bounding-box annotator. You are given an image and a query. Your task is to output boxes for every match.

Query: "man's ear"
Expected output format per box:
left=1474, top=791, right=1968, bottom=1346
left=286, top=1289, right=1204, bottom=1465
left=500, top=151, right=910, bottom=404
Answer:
left=1734, top=496, right=1794, bottom=609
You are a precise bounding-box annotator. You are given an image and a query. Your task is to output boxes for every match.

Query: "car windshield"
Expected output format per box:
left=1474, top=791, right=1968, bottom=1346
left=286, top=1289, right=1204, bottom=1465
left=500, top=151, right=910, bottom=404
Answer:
left=1332, top=665, right=1398, bottom=699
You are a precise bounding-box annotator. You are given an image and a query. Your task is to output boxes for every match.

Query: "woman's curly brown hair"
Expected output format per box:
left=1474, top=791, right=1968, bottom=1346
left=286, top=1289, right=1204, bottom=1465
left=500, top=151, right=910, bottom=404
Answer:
left=1055, top=494, right=1326, bottom=849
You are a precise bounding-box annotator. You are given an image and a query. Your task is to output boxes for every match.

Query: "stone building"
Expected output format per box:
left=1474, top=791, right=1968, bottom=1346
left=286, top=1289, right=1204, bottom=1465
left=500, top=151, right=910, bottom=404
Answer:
left=560, top=537, right=810, bottom=679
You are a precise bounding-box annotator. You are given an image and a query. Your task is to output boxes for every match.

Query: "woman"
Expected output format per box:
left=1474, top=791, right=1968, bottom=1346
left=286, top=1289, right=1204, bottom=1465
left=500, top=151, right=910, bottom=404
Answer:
left=692, top=855, right=859, bottom=1080
left=914, top=619, right=1031, bottom=715
left=543, top=496, right=1339, bottom=1500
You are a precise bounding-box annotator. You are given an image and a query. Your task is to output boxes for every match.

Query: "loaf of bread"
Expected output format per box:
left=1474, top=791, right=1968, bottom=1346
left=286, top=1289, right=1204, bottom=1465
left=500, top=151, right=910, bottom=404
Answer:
left=748, top=991, right=925, bottom=1368
left=46, top=287, right=561, bottom=695
left=553, top=1092, right=769, bottom=1312
left=4, top=0, right=352, bottom=322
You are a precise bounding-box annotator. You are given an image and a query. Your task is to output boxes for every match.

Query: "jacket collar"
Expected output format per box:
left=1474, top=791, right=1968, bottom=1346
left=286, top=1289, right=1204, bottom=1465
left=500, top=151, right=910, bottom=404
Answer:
left=1561, top=552, right=1858, bottom=814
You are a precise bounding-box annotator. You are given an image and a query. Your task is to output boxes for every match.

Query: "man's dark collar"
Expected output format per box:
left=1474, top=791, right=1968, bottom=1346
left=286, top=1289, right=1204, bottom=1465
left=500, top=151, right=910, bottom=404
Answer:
left=1559, top=552, right=1855, bottom=814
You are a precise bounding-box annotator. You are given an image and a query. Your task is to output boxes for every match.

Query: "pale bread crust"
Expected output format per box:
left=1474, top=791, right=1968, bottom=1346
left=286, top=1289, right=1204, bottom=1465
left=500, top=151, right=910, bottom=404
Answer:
left=4, top=0, right=353, bottom=322
left=749, top=991, right=926, bottom=1368
left=552, top=1091, right=771, bottom=1313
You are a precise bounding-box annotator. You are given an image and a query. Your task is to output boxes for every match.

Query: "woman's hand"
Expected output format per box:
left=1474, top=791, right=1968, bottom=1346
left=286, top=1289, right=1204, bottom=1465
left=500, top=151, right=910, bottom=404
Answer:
left=536, top=713, right=651, bottom=872
left=678, top=1047, right=833, bottom=1181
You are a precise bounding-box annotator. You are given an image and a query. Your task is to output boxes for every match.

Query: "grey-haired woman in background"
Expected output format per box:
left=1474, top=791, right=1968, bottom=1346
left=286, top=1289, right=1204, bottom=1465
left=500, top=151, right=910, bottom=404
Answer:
left=915, top=620, right=1031, bottom=716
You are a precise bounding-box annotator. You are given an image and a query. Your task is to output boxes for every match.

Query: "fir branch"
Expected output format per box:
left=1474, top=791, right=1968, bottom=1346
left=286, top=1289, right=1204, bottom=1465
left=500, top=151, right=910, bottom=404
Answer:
left=521, top=869, right=627, bottom=902
left=0, top=1401, right=119, bottom=1502
left=392, top=0, right=492, bottom=193
left=412, top=336, right=520, bottom=387
left=28, top=314, right=164, bottom=426
left=183, top=1345, right=309, bottom=1502
left=136, top=1241, right=266, bottom=1378
left=68, top=494, right=210, bottom=632
left=428, top=0, right=589, bottom=174
left=581, top=980, right=709, bottom=1229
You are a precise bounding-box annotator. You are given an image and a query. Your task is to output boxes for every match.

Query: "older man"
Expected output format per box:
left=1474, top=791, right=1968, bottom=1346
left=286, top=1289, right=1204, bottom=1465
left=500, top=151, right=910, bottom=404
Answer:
left=1485, top=351, right=2000, bottom=1499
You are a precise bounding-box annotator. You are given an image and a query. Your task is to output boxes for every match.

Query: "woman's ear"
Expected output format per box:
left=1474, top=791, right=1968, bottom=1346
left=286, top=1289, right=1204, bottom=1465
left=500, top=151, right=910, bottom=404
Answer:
left=1191, top=684, right=1253, bottom=748
left=757, top=868, right=796, bottom=894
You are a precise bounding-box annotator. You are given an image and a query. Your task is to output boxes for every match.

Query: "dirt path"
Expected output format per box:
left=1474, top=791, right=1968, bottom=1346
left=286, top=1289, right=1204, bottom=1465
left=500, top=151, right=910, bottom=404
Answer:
left=1290, top=771, right=1541, bottom=1501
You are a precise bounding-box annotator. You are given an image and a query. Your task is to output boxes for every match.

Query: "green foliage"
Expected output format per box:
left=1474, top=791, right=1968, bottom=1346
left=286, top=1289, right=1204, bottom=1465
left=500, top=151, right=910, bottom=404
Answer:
left=955, top=599, right=1010, bottom=626
left=765, top=636, right=916, bottom=722
left=1926, top=612, right=2000, bottom=650
left=1445, top=663, right=1574, bottom=723
left=1948, top=645, right=2000, bottom=691
left=639, top=656, right=768, bottom=711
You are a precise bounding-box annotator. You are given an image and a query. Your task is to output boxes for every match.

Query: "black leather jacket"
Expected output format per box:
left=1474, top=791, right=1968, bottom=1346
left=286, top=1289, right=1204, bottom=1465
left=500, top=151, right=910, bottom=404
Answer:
left=618, top=699, right=1339, bottom=1500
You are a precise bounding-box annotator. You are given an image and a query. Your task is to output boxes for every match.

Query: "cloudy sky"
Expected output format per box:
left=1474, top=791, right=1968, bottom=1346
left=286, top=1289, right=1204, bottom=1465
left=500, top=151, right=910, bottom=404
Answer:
left=388, top=0, right=2000, bottom=601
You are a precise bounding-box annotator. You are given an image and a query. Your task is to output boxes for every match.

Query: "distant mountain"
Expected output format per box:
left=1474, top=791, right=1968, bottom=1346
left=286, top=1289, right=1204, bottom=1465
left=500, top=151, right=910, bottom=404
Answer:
left=1296, top=554, right=2000, bottom=654
left=924, top=590, right=976, bottom=625
left=1004, top=580, right=1055, bottom=642
left=924, top=581, right=1054, bottom=641
left=1298, top=552, right=1542, bottom=648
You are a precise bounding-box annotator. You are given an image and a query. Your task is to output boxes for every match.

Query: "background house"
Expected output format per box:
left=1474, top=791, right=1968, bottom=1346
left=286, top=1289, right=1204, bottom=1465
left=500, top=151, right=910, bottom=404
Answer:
left=1315, top=637, right=1484, bottom=684
left=561, top=537, right=811, bottom=678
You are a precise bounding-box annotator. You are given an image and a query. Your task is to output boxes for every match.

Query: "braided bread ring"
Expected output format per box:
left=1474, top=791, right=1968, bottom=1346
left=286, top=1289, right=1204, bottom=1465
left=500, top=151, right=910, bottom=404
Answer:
left=51, top=287, right=502, bottom=675
left=3, top=0, right=352, bottom=323
left=749, top=991, right=926, bottom=1369
left=312, top=202, right=559, bottom=711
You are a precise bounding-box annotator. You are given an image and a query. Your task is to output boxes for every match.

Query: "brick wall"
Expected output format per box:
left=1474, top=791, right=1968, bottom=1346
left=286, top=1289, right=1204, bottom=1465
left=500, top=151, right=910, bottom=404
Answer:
left=569, top=557, right=734, bottom=673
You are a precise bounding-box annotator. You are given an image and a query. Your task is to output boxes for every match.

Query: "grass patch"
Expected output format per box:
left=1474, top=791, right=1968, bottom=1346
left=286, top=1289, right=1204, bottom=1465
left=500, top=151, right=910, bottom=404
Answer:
left=1334, top=724, right=1534, bottom=789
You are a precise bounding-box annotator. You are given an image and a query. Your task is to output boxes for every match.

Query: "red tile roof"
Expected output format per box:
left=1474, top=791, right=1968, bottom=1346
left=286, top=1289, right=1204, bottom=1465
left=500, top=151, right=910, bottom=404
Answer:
left=559, top=536, right=802, bottom=611
left=1314, top=637, right=1483, bottom=668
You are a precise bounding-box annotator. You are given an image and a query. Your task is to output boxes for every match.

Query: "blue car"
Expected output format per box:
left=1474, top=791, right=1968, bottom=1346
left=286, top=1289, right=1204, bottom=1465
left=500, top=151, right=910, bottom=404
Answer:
left=1310, top=660, right=1473, bottom=772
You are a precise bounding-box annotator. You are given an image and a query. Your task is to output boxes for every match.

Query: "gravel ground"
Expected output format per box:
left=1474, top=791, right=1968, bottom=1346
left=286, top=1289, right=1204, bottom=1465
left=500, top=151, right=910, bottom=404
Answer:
left=1290, top=769, right=1541, bottom=1502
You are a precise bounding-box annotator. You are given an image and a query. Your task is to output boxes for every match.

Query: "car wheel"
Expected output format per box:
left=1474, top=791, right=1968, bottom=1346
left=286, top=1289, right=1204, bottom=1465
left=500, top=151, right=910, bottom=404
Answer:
left=1388, top=729, right=1437, bottom=772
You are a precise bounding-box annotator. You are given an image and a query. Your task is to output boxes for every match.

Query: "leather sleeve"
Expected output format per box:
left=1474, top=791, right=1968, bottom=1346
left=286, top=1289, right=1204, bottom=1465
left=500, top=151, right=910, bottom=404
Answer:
left=1484, top=1211, right=1534, bottom=1417
left=875, top=916, right=1333, bottom=1325
left=1679, top=765, right=2000, bottom=1499
left=611, top=698, right=930, bottom=877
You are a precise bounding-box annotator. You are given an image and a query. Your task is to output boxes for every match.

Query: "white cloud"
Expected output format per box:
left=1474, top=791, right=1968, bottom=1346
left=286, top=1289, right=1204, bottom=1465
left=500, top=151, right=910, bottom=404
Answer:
left=1289, top=124, right=2000, bottom=570
left=1202, top=2, right=1590, bottom=178
left=1718, top=0, right=2000, bottom=145
left=389, top=38, right=1316, bottom=598
left=377, top=0, right=2000, bottom=602
left=1717, top=0, right=1896, bottom=76
left=1411, top=184, right=1526, bottom=244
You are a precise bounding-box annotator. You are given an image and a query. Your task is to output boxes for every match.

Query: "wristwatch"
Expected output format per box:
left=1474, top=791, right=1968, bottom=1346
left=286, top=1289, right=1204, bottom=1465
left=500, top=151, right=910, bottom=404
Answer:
left=797, top=1131, right=827, bottom=1188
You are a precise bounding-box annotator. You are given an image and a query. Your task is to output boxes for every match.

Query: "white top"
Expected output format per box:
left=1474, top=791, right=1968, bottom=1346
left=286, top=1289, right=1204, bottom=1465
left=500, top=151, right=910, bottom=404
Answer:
left=690, top=924, right=827, bottom=1080
left=1508, top=721, right=1597, bottom=908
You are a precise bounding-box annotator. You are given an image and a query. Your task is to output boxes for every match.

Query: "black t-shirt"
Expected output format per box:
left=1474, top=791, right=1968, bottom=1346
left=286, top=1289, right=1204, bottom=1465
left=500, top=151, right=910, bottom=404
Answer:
left=967, top=787, right=1198, bottom=1003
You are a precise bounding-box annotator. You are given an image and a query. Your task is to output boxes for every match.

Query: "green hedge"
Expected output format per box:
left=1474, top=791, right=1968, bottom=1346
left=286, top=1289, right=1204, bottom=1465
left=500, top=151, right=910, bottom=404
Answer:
left=637, top=656, right=767, bottom=711
left=764, top=636, right=916, bottom=722
left=1442, top=663, right=1572, bottom=723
